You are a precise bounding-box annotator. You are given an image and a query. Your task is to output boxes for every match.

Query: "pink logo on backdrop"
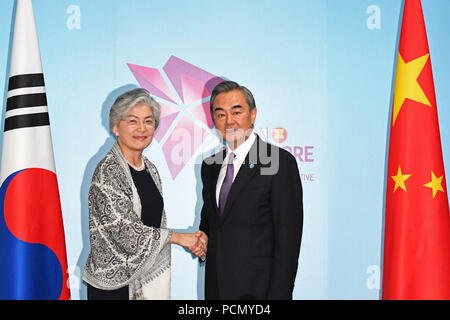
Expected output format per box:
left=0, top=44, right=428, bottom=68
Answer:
left=127, top=56, right=224, bottom=179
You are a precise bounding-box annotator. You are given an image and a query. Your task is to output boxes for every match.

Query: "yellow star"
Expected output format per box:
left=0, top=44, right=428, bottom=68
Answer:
left=392, top=166, right=411, bottom=192
left=392, top=53, right=432, bottom=126
left=424, top=171, right=445, bottom=198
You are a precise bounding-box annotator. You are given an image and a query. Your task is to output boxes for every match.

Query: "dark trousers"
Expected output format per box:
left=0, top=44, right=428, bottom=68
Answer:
left=87, top=283, right=129, bottom=300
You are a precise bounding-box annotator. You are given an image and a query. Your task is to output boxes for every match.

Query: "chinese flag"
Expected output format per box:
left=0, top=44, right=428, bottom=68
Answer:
left=382, top=0, right=450, bottom=299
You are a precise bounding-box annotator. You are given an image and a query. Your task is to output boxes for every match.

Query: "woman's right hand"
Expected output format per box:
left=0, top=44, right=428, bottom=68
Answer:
left=170, top=232, right=206, bottom=257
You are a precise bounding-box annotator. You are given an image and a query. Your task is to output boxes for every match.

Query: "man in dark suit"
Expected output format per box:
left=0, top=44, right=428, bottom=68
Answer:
left=197, top=81, right=303, bottom=300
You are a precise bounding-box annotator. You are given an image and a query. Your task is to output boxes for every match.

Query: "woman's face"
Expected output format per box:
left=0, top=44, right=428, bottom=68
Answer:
left=113, top=103, right=155, bottom=155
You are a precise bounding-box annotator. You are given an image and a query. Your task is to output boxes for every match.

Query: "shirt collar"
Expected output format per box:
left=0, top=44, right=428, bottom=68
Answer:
left=226, top=130, right=256, bottom=162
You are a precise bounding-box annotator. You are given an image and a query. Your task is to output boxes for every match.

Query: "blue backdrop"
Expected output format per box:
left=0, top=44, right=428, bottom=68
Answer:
left=0, top=0, right=449, bottom=300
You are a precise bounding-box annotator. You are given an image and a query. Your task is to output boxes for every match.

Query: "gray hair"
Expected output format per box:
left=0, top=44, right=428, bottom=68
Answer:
left=209, top=80, right=256, bottom=114
left=109, top=88, right=161, bottom=131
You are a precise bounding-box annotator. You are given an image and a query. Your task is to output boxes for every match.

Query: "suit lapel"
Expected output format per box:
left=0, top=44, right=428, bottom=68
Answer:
left=220, top=137, right=261, bottom=223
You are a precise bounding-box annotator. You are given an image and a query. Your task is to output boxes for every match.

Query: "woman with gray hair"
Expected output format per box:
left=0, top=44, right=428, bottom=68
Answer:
left=83, top=88, right=205, bottom=300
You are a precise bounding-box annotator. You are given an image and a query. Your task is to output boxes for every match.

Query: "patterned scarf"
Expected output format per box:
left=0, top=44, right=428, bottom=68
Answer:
left=82, top=143, right=172, bottom=299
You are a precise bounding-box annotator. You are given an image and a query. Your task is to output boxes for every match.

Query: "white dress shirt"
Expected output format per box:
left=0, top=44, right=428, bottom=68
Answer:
left=215, top=131, right=257, bottom=205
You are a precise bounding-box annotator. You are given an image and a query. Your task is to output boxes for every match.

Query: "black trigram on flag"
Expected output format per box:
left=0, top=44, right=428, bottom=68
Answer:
left=6, top=73, right=50, bottom=132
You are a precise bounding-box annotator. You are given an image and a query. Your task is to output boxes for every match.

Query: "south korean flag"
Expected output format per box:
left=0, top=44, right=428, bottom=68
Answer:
left=0, top=0, right=70, bottom=300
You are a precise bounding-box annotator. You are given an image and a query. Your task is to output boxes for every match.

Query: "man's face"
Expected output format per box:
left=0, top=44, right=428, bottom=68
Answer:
left=212, top=89, right=257, bottom=149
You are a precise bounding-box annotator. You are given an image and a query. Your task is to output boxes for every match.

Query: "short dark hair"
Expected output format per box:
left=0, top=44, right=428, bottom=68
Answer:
left=209, top=81, right=256, bottom=114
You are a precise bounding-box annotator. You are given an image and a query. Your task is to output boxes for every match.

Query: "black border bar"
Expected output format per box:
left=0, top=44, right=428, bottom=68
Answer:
left=4, top=112, right=50, bottom=132
left=6, top=93, right=47, bottom=111
left=8, top=73, right=45, bottom=91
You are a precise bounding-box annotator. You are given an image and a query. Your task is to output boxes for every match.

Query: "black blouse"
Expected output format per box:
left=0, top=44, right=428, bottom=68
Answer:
left=129, top=165, right=163, bottom=228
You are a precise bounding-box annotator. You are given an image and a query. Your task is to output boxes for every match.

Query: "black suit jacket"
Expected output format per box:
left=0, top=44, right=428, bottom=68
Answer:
left=199, top=135, right=303, bottom=300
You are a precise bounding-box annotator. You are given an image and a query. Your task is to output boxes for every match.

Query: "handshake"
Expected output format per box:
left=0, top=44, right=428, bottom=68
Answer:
left=170, top=230, right=208, bottom=258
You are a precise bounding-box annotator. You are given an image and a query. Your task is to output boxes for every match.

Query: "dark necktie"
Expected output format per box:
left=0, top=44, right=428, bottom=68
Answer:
left=218, top=152, right=235, bottom=215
